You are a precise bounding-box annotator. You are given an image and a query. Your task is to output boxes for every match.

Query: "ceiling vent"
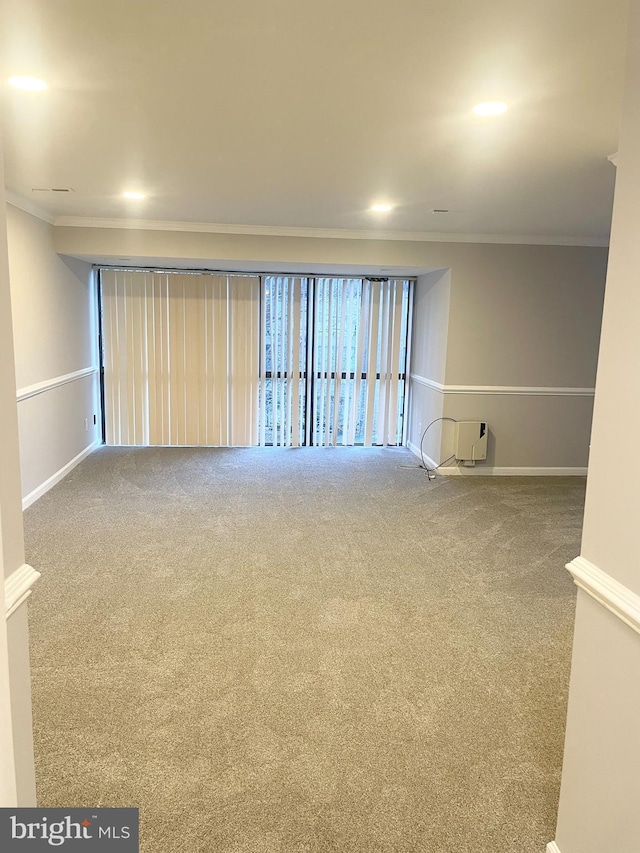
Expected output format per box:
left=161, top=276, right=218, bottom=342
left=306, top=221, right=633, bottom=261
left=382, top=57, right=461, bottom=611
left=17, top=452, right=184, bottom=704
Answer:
left=31, top=187, right=75, bottom=193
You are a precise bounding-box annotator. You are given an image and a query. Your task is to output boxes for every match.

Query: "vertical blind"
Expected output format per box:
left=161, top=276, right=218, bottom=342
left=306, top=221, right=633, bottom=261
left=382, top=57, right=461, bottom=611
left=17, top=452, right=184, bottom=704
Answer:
left=101, top=270, right=260, bottom=446
left=101, top=270, right=411, bottom=448
left=311, top=277, right=409, bottom=446
left=259, top=276, right=310, bottom=447
left=259, top=276, right=410, bottom=448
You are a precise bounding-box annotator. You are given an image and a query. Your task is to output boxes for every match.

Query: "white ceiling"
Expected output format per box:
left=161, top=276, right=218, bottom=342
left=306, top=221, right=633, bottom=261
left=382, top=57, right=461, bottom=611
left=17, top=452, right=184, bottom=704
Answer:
left=0, top=0, right=630, bottom=243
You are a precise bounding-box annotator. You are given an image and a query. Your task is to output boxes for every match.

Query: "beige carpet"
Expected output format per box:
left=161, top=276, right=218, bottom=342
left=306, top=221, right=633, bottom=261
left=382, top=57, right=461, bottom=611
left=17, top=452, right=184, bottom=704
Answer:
left=23, top=447, right=583, bottom=853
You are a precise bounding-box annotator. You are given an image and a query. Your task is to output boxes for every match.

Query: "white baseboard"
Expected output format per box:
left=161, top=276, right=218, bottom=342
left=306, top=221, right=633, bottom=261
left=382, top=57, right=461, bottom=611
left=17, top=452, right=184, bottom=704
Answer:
left=405, top=442, right=586, bottom=476
left=406, top=441, right=438, bottom=469
left=438, top=465, right=587, bottom=476
left=547, top=842, right=561, bottom=853
left=22, top=441, right=100, bottom=510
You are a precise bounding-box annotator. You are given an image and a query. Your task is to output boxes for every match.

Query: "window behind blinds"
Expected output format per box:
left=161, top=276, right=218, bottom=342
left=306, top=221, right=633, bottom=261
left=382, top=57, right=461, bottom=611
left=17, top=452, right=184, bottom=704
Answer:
left=311, top=277, right=410, bottom=446
left=260, top=276, right=310, bottom=447
left=259, top=276, right=411, bottom=447
left=101, top=270, right=411, bottom=449
left=101, top=270, right=260, bottom=446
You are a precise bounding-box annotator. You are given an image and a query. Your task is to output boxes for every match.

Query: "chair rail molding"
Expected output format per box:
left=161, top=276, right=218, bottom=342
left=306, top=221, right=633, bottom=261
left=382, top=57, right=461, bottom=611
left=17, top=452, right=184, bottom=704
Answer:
left=567, top=556, right=640, bottom=636
left=409, top=373, right=595, bottom=396
left=16, top=366, right=98, bottom=403
left=409, top=374, right=445, bottom=393
left=5, top=564, right=41, bottom=619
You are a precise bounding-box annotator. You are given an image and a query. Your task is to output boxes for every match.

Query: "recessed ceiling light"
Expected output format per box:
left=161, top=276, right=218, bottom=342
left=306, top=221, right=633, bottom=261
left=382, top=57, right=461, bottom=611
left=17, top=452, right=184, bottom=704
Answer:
left=123, top=191, right=146, bottom=200
left=371, top=203, right=393, bottom=213
left=8, top=76, right=47, bottom=91
left=473, top=101, right=508, bottom=116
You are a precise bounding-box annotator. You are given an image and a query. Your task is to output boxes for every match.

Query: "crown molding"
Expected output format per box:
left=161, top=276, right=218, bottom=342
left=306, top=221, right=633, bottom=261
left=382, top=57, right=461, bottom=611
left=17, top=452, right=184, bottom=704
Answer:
left=4, top=190, right=56, bottom=225
left=52, top=215, right=610, bottom=248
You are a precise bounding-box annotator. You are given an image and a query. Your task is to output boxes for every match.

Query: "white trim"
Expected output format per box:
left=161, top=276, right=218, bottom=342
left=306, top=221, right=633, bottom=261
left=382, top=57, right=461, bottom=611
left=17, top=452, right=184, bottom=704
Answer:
left=16, top=366, right=98, bottom=403
left=409, top=374, right=594, bottom=397
left=407, top=440, right=438, bottom=469
left=4, top=564, right=41, bottom=619
left=567, top=556, right=640, bottom=637
left=53, top=215, right=609, bottom=247
left=547, top=843, right=561, bottom=853
left=409, top=374, right=446, bottom=393
left=437, top=465, right=587, bottom=476
left=406, top=443, right=586, bottom=475
left=22, top=441, right=100, bottom=510
left=444, top=384, right=595, bottom=396
left=5, top=191, right=56, bottom=225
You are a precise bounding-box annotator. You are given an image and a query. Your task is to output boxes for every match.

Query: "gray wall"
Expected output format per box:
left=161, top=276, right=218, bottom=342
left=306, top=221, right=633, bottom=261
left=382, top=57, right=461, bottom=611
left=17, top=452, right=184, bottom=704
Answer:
left=441, top=394, right=596, bottom=469
left=54, top=222, right=607, bottom=472
left=7, top=205, right=100, bottom=502
left=406, top=245, right=607, bottom=471
left=444, top=244, right=607, bottom=388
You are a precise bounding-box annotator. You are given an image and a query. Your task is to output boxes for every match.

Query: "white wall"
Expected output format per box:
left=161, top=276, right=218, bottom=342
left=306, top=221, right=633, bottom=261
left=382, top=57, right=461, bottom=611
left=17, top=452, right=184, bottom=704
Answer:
left=6, top=204, right=100, bottom=505
left=552, top=2, right=640, bottom=850
left=0, top=141, right=37, bottom=806
left=555, top=592, right=640, bottom=853
left=407, top=269, right=451, bottom=464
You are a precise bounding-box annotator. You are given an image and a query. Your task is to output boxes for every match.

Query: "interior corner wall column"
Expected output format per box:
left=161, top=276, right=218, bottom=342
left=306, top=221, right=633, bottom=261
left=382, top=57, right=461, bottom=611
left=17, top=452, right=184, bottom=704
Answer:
left=406, top=270, right=451, bottom=464
left=0, top=133, right=37, bottom=806
left=551, top=3, right=640, bottom=851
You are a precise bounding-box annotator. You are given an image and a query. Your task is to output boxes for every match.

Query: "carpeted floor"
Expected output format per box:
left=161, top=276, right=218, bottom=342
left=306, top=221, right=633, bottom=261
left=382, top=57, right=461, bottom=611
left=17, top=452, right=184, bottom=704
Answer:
left=23, top=447, right=583, bottom=853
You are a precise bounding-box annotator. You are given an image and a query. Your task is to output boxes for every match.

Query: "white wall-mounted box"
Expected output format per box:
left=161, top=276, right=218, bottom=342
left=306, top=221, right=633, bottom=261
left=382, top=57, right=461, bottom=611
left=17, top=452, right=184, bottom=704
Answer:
left=453, top=421, right=487, bottom=461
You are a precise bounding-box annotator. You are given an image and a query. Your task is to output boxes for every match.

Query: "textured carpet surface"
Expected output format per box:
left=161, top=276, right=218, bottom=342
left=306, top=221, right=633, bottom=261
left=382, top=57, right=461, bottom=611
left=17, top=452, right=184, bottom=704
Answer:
left=24, top=447, right=584, bottom=853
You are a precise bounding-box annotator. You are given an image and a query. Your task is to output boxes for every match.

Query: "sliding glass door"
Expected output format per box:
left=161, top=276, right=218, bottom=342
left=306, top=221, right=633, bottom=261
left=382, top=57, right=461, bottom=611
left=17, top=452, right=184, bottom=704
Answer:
left=259, top=276, right=411, bottom=447
left=259, top=276, right=310, bottom=447
left=101, top=270, right=260, bottom=446
left=100, top=269, right=411, bottom=448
